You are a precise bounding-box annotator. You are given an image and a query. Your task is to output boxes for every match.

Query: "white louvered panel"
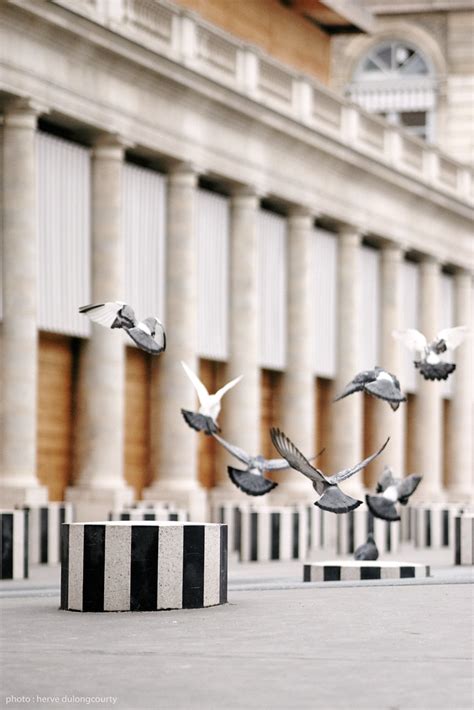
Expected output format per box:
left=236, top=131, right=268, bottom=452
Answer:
left=0, top=125, right=3, bottom=320
left=123, top=163, right=166, bottom=332
left=37, top=132, right=91, bottom=337
left=257, top=210, right=287, bottom=370
left=401, top=260, right=420, bottom=394
left=314, top=229, right=338, bottom=378
left=361, top=246, right=381, bottom=368
left=196, top=189, right=229, bottom=361
left=440, top=274, right=455, bottom=399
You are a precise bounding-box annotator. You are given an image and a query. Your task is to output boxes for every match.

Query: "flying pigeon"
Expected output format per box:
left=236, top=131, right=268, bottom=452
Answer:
left=354, top=533, right=379, bottom=561
left=365, top=466, right=423, bottom=521
left=79, top=302, right=166, bottom=355
left=212, top=433, right=292, bottom=496
left=334, top=367, right=406, bottom=411
left=270, top=427, right=390, bottom=514
left=180, top=361, right=242, bottom=435
left=392, top=326, right=468, bottom=381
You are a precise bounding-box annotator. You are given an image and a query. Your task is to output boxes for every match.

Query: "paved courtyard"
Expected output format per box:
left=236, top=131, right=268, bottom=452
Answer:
left=1, top=547, right=473, bottom=710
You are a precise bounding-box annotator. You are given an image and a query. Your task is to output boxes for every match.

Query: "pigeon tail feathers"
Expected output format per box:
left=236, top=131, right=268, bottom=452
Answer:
left=227, top=468, right=278, bottom=496
left=315, top=486, right=362, bottom=514
left=181, top=409, right=220, bottom=435
left=366, top=494, right=400, bottom=521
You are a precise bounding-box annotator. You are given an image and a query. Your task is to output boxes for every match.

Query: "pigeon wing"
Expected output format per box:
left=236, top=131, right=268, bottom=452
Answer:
left=270, top=428, right=328, bottom=493
left=79, top=301, right=134, bottom=329
left=435, top=326, right=469, bottom=351
left=392, top=329, right=427, bottom=356
left=263, top=457, right=291, bottom=471
left=181, top=361, right=210, bottom=406
left=396, top=474, right=422, bottom=503
left=212, top=433, right=251, bottom=466
left=334, top=370, right=375, bottom=402
left=376, top=466, right=396, bottom=493
left=214, top=374, right=243, bottom=402
left=126, top=327, right=165, bottom=355
left=365, top=378, right=406, bottom=404
left=328, top=437, right=390, bottom=484
left=153, top=322, right=166, bottom=352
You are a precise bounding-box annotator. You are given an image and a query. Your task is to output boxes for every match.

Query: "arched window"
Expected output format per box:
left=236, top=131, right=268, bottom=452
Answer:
left=347, top=40, right=436, bottom=142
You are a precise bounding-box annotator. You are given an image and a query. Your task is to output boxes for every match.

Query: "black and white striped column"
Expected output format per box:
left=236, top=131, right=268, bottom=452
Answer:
left=411, top=504, right=461, bottom=548
left=454, top=514, right=474, bottom=565
left=0, top=509, right=28, bottom=580
left=26, top=502, right=74, bottom=565
left=239, top=506, right=309, bottom=562
left=109, top=506, right=188, bottom=522
left=303, top=560, right=430, bottom=582
left=337, top=509, right=400, bottom=555
left=211, top=502, right=249, bottom=553
left=61, top=522, right=227, bottom=612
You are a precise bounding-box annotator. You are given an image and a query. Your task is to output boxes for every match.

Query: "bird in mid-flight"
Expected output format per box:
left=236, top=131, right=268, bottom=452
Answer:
left=180, top=361, right=242, bottom=435
left=392, top=326, right=468, bottom=381
left=334, top=367, right=406, bottom=411
left=212, top=433, right=292, bottom=496
left=270, top=427, right=390, bottom=514
left=79, top=301, right=166, bottom=355
left=365, top=466, right=423, bottom=521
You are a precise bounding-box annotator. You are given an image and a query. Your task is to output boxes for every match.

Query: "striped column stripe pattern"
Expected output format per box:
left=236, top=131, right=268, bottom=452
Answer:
left=337, top=509, right=400, bottom=555
left=239, top=507, right=309, bottom=562
left=454, top=515, right=474, bottom=565
left=211, top=503, right=249, bottom=553
left=0, top=510, right=28, bottom=580
left=303, top=561, right=430, bottom=582
left=61, top=522, right=228, bottom=612
left=411, top=504, right=462, bottom=548
left=25, top=503, right=74, bottom=565
left=304, top=505, right=338, bottom=552
left=109, top=507, right=188, bottom=522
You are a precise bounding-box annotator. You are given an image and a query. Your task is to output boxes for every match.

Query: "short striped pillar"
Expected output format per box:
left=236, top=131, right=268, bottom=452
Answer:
left=0, top=510, right=28, bottom=580
left=26, top=503, right=74, bottom=565
left=239, top=506, right=308, bottom=562
left=302, top=505, right=338, bottom=552
left=211, top=502, right=249, bottom=553
left=399, top=505, right=412, bottom=542
left=303, top=560, right=430, bottom=582
left=109, top=507, right=188, bottom=522
left=337, top=509, right=400, bottom=555
left=61, top=522, right=228, bottom=612
left=454, top=514, right=474, bottom=565
left=411, top=504, right=461, bottom=548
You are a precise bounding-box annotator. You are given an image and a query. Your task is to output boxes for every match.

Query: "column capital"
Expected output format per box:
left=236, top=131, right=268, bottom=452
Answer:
left=338, top=223, right=364, bottom=246
left=381, top=240, right=405, bottom=262
left=168, top=161, right=200, bottom=188
left=3, top=97, right=47, bottom=129
left=419, top=253, right=441, bottom=267
left=91, top=132, right=131, bottom=160
left=287, top=204, right=316, bottom=221
left=230, top=183, right=261, bottom=208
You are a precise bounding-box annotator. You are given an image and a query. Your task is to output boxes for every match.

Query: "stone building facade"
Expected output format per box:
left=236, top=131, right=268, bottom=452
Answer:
left=0, top=0, right=472, bottom=520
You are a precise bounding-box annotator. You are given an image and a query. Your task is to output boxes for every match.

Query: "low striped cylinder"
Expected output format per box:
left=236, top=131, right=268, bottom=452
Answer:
left=239, top=506, right=308, bottom=562
left=301, top=505, right=338, bottom=552
left=108, top=507, right=188, bottom=522
left=211, top=503, right=250, bottom=553
left=399, top=505, right=412, bottom=542
left=454, top=514, right=474, bottom=565
left=60, top=522, right=228, bottom=612
left=303, top=560, right=430, bottom=582
left=411, top=504, right=461, bottom=548
left=26, top=503, right=74, bottom=565
left=336, top=509, right=400, bottom=555
left=129, top=501, right=179, bottom=510
left=0, top=510, right=28, bottom=580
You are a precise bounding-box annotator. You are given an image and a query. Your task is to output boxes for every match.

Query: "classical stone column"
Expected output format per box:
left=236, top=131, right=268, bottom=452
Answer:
left=144, top=163, right=206, bottom=520
left=273, top=207, right=316, bottom=502
left=0, top=99, right=47, bottom=506
left=372, top=243, right=406, bottom=479
left=331, top=225, right=364, bottom=498
left=446, top=269, right=473, bottom=501
left=67, top=134, right=132, bottom=520
left=413, top=256, right=443, bottom=501
left=212, top=186, right=261, bottom=501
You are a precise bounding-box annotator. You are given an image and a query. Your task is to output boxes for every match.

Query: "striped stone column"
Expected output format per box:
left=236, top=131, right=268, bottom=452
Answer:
left=145, top=163, right=206, bottom=520
left=413, top=256, right=443, bottom=500
left=0, top=99, right=47, bottom=506
left=276, top=207, right=316, bottom=502
left=372, top=243, right=406, bottom=478
left=446, top=269, right=473, bottom=501
left=332, top=225, right=364, bottom=498
left=212, top=186, right=261, bottom=501
left=67, top=134, right=132, bottom=520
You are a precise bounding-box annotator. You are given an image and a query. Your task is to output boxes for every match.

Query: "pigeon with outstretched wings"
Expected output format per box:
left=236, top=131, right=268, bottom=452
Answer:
left=392, top=326, right=468, bottom=381
left=180, top=361, right=242, bottom=435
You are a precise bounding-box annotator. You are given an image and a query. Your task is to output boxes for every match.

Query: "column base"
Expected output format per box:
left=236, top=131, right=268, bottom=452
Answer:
left=66, top=486, right=134, bottom=522
left=0, top=483, right=48, bottom=507
left=142, top=483, right=208, bottom=522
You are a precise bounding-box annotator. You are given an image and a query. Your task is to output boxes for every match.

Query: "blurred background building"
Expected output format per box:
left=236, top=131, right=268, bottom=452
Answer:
left=0, top=0, right=472, bottom=520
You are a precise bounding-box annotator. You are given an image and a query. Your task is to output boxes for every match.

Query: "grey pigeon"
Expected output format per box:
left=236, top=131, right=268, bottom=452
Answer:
left=392, top=326, right=468, bottom=381
left=180, top=361, right=242, bottom=435
left=366, top=466, right=423, bottom=521
left=354, top=533, right=378, bottom=561
left=334, top=367, right=406, bottom=411
left=79, top=301, right=166, bottom=355
left=270, top=427, right=390, bottom=514
left=212, top=433, right=291, bottom=496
